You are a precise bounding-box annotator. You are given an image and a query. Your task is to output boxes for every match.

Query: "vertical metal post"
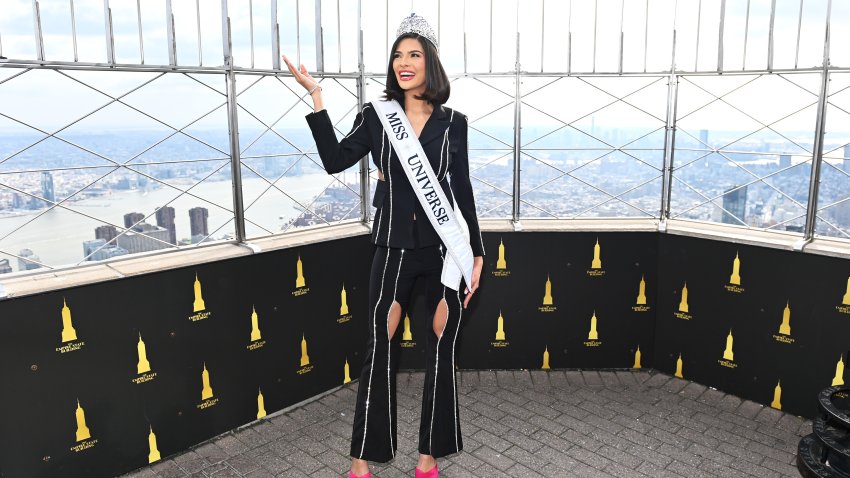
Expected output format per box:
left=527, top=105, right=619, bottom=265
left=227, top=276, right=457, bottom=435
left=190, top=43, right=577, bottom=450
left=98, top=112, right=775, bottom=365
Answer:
left=71, top=0, right=79, bottom=62
left=592, top=0, right=598, bottom=73
left=196, top=0, right=203, bottom=66
left=618, top=0, right=624, bottom=75
left=489, top=0, right=493, bottom=73
left=795, top=0, right=804, bottom=69
left=337, top=0, right=341, bottom=72
left=799, top=0, right=832, bottom=246
left=32, top=0, right=45, bottom=61
left=104, top=0, right=115, bottom=64
left=463, top=0, right=467, bottom=73
left=272, top=0, right=281, bottom=69
left=695, top=0, right=701, bottom=71
left=541, top=0, right=545, bottom=72
left=357, top=0, right=370, bottom=224
left=249, top=0, right=255, bottom=68
left=718, top=0, right=725, bottom=71
left=136, top=0, right=144, bottom=64
left=512, top=33, right=522, bottom=226
left=768, top=0, right=776, bottom=71
left=742, top=0, right=751, bottom=69
left=643, top=0, right=649, bottom=72
left=567, top=0, right=572, bottom=74
left=222, top=0, right=246, bottom=242
left=660, top=70, right=680, bottom=225
left=315, top=0, right=324, bottom=72
left=296, top=0, right=302, bottom=68
left=166, top=0, right=177, bottom=66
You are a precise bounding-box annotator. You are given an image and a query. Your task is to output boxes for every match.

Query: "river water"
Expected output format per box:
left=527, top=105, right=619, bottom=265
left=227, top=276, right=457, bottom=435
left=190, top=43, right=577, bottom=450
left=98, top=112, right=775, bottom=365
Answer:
left=0, top=174, right=339, bottom=269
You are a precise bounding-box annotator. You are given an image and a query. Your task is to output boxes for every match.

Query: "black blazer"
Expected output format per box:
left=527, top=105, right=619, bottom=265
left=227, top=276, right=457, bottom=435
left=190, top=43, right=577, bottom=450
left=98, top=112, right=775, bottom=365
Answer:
left=305, top=102, right=484, bottom=257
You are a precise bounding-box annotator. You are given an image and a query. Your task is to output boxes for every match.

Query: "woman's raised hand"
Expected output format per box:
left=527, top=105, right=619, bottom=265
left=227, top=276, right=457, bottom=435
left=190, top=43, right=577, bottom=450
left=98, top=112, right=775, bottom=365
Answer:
left=283, top=54, right=324, bottom=112
left=283, top=54, right=319, bottom=93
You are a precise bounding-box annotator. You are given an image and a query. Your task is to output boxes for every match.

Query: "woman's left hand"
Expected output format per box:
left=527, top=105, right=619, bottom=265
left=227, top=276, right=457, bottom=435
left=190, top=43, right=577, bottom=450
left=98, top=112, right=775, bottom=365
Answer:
left=463, top=256, right=484, bottom=309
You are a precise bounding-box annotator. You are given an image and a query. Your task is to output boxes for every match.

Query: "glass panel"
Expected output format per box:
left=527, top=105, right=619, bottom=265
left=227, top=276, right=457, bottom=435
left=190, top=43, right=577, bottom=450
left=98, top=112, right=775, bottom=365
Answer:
left=622, top=0, right=647, bottom=72
left=816, top=73, right=850, bottom=239
left=520, top=76, right=666, bottom=219
left=595, top=0, right=621, bottom=73
left=0, top=70, right=234, bottom=270
left=672, top=74, right=816, bottom=232
left=696, top=0, right=722, bottom=71
left=830, top=0, right=850, bottom=68
left=0, top=1, right=37, bottom=60
left=450, top=77, right=514, bottom=219
left=674, top=0, right=699, bottom=72
left=645, top=0, right=674, bottom=72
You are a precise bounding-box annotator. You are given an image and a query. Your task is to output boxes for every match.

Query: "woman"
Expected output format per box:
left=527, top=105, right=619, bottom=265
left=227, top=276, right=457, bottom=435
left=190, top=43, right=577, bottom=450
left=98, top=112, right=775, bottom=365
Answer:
left=284, top=13, right=483, bottom=478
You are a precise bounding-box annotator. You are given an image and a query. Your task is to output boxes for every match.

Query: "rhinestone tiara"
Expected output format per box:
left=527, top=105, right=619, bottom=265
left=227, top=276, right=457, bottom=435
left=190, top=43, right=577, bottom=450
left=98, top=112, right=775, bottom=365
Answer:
left=396, top=13, right=438, bottom=51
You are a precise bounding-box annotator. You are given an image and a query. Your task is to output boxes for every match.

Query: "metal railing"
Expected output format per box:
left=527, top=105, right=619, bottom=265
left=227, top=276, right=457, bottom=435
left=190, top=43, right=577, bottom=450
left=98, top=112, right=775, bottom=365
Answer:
left=1, top=0, right=850, bottom=272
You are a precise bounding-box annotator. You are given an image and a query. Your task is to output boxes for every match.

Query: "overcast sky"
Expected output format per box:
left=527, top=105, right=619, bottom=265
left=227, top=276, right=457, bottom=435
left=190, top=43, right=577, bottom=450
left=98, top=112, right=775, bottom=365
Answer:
left=1, top=0, right=849, bottom=134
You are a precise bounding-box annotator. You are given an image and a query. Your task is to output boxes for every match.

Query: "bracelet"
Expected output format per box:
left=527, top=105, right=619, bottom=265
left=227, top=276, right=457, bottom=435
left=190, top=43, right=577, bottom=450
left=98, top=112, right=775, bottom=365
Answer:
left=308, top=83, right=322, bottom=95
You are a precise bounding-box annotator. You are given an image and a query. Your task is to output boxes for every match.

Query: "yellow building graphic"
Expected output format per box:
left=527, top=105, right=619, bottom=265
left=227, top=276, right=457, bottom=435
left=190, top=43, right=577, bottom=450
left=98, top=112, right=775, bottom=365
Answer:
left=543, top=276, right=553, bottom=305
left=542, top=346, right=550, bottom=370
left=340, top=284, right=349, bottom=315
left=591, top=239, right=602, bottom=269
left=201, top=363, right=214, bottom=400
left=495, top=311, right=506, bottom=341
left=771, top=381, right=782, bottom=410
left=257, top=388, right=267, bottom=419
left=250, top=306, right=262, bottom=342
left=723, top=330, right=735, bottom=361
left=729, top=252, right=741, bottom=285
left=636, top=276, right=647, bottom=305
left=148, top=426, right=161, bottom=463
left=300, top=334, right=310, bottom=367
left=344, top=359, right=352, bottom=384
left=678, top=283, right=689, bottom=313
left=588, top=311, right=599, bottom=340
left=497, top=239, right=507, bottom=269
left=402, top=314, right=413, bottom=341
left=137, top=333, right=151, bottom=374
left=633, top=346, right=642, bottom=369
left=675, top=354, right=684, bottom=379
left=61, top=298, right=78, bottom=343
left=296, top=256, right=306, bottom=288
left=779, top=302, right=791, bottom=336
left=75, top=399, right=91, bottom=442
left=193, top=274, right=206, bottom=312
left=834, top=355, right=845, bottom=386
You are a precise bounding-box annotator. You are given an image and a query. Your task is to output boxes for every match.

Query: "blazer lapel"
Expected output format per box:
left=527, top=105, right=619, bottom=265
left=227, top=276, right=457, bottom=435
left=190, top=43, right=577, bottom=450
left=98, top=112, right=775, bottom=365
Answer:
left=417, top=105, right=451, bottom=147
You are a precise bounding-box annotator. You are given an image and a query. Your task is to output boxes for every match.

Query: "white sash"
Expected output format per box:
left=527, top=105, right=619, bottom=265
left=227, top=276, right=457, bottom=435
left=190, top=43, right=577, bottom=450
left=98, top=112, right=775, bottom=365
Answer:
left=373, top=99, right=474, bottom=291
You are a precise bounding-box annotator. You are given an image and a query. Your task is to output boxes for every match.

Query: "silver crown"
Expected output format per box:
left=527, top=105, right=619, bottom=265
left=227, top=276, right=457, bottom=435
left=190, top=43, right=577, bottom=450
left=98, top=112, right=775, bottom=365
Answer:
left=396, top=13, right=438, bottom=50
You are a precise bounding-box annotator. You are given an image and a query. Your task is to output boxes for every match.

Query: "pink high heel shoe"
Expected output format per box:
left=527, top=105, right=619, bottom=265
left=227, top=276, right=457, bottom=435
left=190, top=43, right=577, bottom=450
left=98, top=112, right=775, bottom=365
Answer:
left=415, top=463, right=438, bottom=478
left=349, top=472, right=371, bottom=478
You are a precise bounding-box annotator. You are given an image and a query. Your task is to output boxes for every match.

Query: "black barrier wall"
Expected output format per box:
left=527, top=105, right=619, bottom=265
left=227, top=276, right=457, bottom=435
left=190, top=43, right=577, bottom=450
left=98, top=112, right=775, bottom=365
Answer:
left=654, top=234, right=850, bottom=422
left=0, top=230, right=848, bottom=477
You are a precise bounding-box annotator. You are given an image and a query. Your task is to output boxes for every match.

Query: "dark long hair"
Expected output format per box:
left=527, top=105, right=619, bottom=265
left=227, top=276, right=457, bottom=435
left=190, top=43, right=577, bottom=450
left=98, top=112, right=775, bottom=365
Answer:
left=383, top=34, right=450, bottom=106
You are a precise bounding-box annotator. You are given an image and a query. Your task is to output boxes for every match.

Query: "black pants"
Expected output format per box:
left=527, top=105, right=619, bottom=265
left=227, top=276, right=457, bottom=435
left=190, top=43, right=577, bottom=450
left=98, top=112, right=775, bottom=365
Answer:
left=350, top=244, right=465, bottom=463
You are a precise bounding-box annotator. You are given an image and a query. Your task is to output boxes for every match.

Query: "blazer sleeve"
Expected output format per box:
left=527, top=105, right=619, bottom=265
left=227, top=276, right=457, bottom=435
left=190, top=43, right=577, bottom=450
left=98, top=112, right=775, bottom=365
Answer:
left=305, top=105, right=371, bottom=174
left=450, top=115, right=486, bottom=257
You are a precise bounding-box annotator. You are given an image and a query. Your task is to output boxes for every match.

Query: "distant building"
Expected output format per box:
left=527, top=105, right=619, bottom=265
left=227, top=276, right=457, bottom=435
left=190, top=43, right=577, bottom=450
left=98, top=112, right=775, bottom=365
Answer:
left=18, top=249, right=42, bottom=271
left=843, top=145, right=850, bottom=173
left=41, top=171, right=55, bottom=203
left=721, top=185, right=747, bottom=226
left=189, top=207, right=209, bottom=243
left=95, top=225, right=118, bottom=243
left=0, top=259, right=12, bottom=274
left=116, top=224, right=172, bottom=254
left=700, top=129, right=709, bottom=147
left=11, top=193, right=25, bottom=209
left=124, top=212, right=145, bottom=229
left=780, top=154, right=791, bottom=168
left=155, top=206, right=177, bottom=245
left=83, top=239, right=128, bottom=261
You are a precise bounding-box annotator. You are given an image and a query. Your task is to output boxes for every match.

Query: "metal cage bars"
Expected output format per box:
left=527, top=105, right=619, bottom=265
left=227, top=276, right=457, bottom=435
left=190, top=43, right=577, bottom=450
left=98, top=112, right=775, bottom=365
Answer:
left=0, top=0, right=848, bottom=263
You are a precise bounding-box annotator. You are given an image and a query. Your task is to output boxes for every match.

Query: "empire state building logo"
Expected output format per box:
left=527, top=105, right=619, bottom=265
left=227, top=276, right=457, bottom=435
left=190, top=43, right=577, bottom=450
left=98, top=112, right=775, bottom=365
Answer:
left=293, top=256, right=310, bottom=296
left=189, top=274, right=212, bottom=322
